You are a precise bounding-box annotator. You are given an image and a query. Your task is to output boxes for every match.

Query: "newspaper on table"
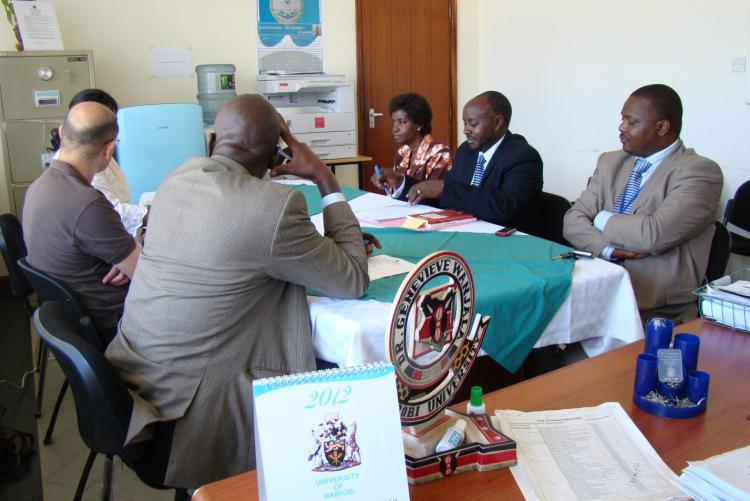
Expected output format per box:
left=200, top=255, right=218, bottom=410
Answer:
left=493, top=402, right=688, bottom=501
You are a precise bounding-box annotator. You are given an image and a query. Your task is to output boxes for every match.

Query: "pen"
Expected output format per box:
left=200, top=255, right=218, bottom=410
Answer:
left=374, top=164, right=392, bottom=196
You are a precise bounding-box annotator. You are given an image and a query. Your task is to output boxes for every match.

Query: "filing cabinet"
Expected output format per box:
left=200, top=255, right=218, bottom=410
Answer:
left=0, top=50, right=95, bottom=217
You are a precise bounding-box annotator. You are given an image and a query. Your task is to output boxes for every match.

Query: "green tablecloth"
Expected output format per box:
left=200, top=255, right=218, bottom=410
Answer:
left=291, top=184, right=367, bottom=215
left=339, top=228, right=574, bottom=373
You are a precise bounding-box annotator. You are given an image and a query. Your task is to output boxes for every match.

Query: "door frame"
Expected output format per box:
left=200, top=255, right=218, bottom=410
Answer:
left=354, top=0, right=458, bottom=189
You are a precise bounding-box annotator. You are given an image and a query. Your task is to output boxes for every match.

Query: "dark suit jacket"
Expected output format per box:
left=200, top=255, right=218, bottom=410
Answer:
left=408, top=132, right=543, bottom=234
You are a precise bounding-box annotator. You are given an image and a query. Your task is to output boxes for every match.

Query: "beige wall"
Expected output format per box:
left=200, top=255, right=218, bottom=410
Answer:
left=0, top=0, right=358, bottom=215
left=462, top=0, right=750, bottom=209
left=3, top=1, right=747, bottom=201
left=33, top=0, right=357, bottom=105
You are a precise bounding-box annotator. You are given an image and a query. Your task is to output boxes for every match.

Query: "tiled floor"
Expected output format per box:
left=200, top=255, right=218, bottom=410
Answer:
left=33, top=334, right=174, bottom=501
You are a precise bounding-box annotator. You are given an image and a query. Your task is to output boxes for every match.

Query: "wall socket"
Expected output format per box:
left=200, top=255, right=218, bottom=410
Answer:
left=732, top=56, right=746, bottom=72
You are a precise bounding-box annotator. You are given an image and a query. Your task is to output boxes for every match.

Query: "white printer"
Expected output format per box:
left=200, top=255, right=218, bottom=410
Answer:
left=257, top=74, right=356, bottom=159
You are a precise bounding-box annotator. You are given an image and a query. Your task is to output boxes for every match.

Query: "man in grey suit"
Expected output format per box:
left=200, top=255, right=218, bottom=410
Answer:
left=105, top=94, right=369, bottom=488
left=564, top=84, right=723, bottom=325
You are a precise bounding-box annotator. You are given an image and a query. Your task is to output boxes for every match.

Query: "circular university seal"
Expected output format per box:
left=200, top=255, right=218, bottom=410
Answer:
left=270, top=0, right=304, bottom=24
left=385, top=251, right=489, bottom=424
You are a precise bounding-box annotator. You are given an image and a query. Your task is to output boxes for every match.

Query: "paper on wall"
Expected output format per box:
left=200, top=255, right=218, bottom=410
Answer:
left=148, top=47, right=193, bottom=79
left=13, top=0, right=63, bottom=50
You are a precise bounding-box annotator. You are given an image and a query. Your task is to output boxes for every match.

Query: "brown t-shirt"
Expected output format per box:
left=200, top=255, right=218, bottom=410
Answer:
left=23, top=160, right=136, bottom=333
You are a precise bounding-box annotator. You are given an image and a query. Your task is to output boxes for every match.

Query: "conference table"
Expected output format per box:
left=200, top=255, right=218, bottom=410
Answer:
left=285, top=182, right=644, bottom=368
left=191, top=318, right=750, bottom=500
left=140, top=180, right=644, bottom=368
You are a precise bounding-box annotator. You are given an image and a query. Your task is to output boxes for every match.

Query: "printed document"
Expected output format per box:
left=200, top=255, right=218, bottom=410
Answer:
left=367, top=255, right=414, bottom=281
left=494, top=403, right=687, bottom=501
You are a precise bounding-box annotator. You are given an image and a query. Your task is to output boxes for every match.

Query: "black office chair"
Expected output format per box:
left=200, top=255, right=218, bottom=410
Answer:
left=0, top=213, right=34, bottom=315
left=537, top=191, right=573, bottom=246
left=705, top=221, right=732, bottom=283
left=0, top=213, right=49, bottom=418
left=33, top=302, right=188, bottom=501
left=722, top=179, right=750, bottom=257
left=18, top=257, right=101, bottom=445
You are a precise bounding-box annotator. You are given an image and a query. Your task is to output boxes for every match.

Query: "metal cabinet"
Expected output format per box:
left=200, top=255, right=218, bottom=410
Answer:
left=0, top=50, right=95, bottom=217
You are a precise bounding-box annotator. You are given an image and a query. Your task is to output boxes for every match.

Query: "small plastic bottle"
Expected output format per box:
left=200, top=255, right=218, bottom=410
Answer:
left=466, top=386, right=486, bottom=415
left=435, top=419, right=467, bottom=453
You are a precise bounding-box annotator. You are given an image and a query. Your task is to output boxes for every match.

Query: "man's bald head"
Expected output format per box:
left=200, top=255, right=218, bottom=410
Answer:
left=211, top=94, right=281, bottom=173
left=61, top=102, right=118, bottom=158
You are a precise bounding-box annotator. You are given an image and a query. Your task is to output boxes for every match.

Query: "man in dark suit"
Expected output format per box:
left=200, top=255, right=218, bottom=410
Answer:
left=407, top=91, right=543, bottom=234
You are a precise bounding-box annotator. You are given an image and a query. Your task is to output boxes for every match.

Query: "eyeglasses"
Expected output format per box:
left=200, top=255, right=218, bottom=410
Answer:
left=104, top=137, right=121, bottom=147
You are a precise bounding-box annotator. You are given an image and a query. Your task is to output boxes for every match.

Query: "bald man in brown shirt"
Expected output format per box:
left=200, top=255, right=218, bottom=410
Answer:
left=23, top=102, right=141, bottom=342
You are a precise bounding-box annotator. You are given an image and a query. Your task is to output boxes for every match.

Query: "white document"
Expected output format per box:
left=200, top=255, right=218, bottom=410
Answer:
left=148, top=47, right=194, bottom=79
left=346, top=193, right=436, bottom=222
left=357, top=204, right=419, bottom=223
left=677, top=445, right=750, bottom=501
left=367, top=255, right=414, bottom=281
left=13, top=0, right=63, bottom=50
left=494, top=403, right=688, bottom=501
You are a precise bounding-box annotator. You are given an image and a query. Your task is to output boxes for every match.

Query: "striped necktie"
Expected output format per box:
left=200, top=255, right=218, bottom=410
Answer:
left=470, top=153, right=487, bottom=187
left=613, top=157, right=651, bottom=214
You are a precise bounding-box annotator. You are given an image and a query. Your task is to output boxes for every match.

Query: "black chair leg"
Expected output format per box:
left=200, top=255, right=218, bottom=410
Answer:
left=74, top=450, right=97, bottom=501
left=102, top=454, right=114, bottom=501
left=43, top=379, right=69, bottom=444
left=35, top=342, right=48, bottom=417
left=35, top=337, right=43, bottom=368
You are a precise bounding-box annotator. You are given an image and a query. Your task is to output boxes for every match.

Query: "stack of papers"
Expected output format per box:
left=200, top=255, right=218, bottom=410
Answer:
left=493, top=403, right=688, bottom=501
left=703, top=281, right=750, bottom=307
left=676, top=445, right=750, bottom=501
left=698, top=277, right=750, bottom=331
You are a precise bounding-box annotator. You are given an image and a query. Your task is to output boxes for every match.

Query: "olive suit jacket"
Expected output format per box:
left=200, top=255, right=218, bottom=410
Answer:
left=563, top=141, right=723, bottom=316
left=105, top=155, right=369, bottom=488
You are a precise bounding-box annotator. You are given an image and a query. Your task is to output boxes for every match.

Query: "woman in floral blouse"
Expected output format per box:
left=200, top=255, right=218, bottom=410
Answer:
left=371, top=93, right=451, bottom=200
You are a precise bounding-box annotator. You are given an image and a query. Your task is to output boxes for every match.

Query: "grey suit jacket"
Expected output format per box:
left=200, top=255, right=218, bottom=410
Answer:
left=105, top=155, right=369, bottom=488
left=563, top=141, right=723, bottom=313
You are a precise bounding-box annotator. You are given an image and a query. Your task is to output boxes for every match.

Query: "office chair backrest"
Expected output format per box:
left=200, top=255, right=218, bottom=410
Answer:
left=723, top=179, right=750, bottom=232
left=17, top=257, right=102, bottom=351
left=33, top=302, right=132, bottom=457
left=706, top=221, right=731, bottom=283
left=537, top=191, right=573, bottom=247
left=0, top=213, right=33, bottom=302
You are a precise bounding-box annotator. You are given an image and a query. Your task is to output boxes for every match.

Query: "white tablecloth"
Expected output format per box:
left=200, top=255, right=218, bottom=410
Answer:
left=291, top=186, right=644, bottom=367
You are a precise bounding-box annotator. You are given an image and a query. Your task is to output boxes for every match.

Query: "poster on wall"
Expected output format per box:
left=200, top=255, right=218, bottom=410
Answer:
left=257, top=0, right=323, bottom=74
left=12, top=0, right=63, bottom=50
